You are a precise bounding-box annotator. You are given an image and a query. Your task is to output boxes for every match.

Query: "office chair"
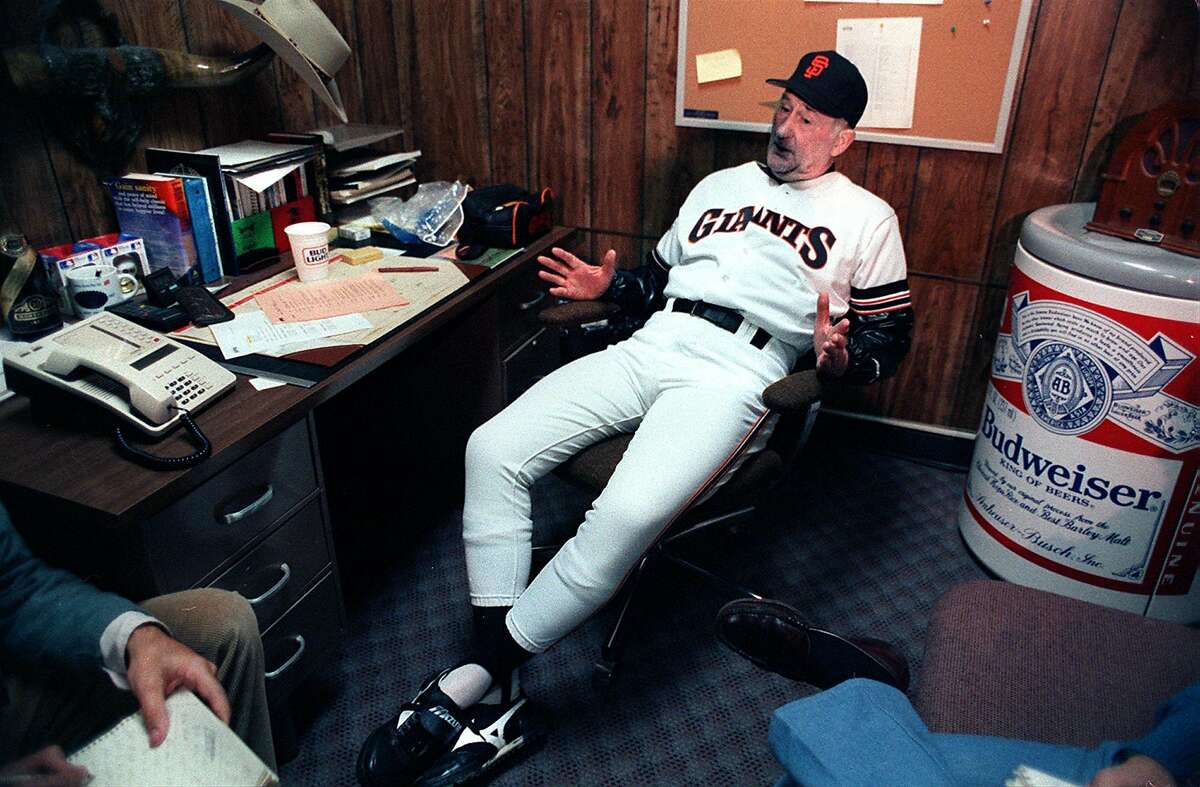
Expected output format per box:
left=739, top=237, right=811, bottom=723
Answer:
left=532, top=300, right=822, bottom=686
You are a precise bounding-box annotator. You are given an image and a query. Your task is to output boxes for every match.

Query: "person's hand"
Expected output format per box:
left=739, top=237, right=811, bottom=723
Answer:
left=813, top=292, right=850, bottom=378
left=125, top=624, right=231, bottom=748
left=1088, top=755, right=1175, bottom=787
left=536, top=247, right=617, bottom=301
left=0, top=745, right=91, bottom=786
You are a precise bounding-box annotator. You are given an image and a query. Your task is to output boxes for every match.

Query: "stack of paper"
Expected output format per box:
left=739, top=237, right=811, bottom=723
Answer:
left=328, top=149, right=421, bottom=205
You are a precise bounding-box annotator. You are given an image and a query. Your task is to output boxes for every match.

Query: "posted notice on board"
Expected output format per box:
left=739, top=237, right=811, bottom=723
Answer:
left=836, top=17, right=922, bottom=129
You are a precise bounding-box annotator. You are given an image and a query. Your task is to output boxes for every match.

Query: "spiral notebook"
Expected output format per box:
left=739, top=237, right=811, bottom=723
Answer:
left=67, top=690, right=278, bottom=787
left=1005, top=765, right=1081, bottom=787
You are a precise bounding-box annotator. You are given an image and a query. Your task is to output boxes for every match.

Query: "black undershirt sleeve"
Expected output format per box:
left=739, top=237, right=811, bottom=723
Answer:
left=840, top=305, right=915, bottom=385
left=600, top=249, right=671, bottom=318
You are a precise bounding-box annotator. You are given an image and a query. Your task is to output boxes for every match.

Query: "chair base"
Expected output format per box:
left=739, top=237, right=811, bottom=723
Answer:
left=589, top=506, right=767, bottom=689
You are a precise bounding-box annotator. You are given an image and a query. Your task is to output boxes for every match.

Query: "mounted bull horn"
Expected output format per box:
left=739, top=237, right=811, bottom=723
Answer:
left=1, top=0, right=352, bottom=173
left=2, top=43, right=274, bottom=97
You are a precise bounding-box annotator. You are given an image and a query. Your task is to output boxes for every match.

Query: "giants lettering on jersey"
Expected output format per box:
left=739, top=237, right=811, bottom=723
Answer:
left=687, top=206, right=837, bottom=269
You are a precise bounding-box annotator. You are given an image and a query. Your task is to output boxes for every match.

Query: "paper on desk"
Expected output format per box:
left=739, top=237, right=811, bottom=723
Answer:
left=837, top=17, right=922, bottom=128
left=0, top=339, right=22, bottom=403
left=249, top=376, right=289, bottom=391
left=174, top=252, right=470, bottom=355
left=255, top=275, right=409, bottom=323
left=696, top=49, right=742, bottom=84
left=210, top=311, right=371, bottom=359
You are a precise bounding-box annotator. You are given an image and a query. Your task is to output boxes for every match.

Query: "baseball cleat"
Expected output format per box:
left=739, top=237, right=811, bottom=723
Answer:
left=356, top=669, right=473, bottom=786
left=413, top=694, right=546, bottom=786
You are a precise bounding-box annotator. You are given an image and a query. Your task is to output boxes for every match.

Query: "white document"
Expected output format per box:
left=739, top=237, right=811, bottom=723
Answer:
left=210, top=311, right=371, bottom=359
left=196, top=140, right=311, bottom=168
left=810, top=0, right=941, bottom=4
left=1005, top=765, right=1080, bottom=787
left=68, top=690, right=277, bottom=786
left=696, top=49, right=743, bottom=84
left=329, top=149, right=422, bottom=177
left=234, top=160, right=307, bottom=193
left=837, top=17, right=923, bottom=128
left=0, top=338, right=22, bottom=403
left=249, top=376, right=289, bottom=391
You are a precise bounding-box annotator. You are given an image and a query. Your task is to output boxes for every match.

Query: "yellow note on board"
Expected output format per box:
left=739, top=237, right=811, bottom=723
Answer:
left=696, top=49, right=742, bottom=84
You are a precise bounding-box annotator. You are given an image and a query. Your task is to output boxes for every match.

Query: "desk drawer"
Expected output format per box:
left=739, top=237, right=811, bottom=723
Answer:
left=497, top=264, right=549, bottom=357
left=209, top=497, right=330, bottom=631
left=143, top=420, right=318, bottom=592
left=262, top=571, right=343, bottom=704
left=503, top=327, right=560, bottom=403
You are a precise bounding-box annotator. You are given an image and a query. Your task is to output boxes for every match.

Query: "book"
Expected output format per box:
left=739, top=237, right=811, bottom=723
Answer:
left=67, top=690, right=278, bottom=786
left=144, top=149, right=239, bottom=276
left=105, top=174, right=201, bottom=285
left=174, top=175, right=223, bottom=283
left=231, top=211, right=276, bottom=269
left=271, top=195, right=317, bottom=252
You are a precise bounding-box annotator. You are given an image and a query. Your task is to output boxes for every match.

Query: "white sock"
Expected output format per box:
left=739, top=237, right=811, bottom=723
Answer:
left=438, top=663, right=494, bottom=707
left=395, top=664, right=494, bottom=728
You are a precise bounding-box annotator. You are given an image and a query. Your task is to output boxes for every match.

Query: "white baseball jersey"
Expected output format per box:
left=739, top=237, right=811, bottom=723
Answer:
left=654, top=162, right=910, bottom=351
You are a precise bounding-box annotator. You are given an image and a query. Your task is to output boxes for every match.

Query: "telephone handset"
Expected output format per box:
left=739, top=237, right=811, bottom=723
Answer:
left=38, top=347, right=176, bottom=426
left=3, top=312, right=237, bottom=467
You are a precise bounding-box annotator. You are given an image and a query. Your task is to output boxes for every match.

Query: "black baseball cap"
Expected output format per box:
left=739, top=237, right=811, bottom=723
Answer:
left=767, top=51, right=869, bottom=128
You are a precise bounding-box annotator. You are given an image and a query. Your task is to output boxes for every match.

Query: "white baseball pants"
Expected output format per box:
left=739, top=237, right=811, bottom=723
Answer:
left=462, top=308, right=797, bottom=653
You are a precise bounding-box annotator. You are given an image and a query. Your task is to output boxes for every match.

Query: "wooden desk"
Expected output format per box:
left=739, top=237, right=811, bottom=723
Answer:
left=0, top=226, right=572, bottom=738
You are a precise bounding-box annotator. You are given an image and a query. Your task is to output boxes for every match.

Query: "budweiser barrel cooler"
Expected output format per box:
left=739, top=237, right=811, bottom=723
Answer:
left=959, top=203, right=1199, bottom=622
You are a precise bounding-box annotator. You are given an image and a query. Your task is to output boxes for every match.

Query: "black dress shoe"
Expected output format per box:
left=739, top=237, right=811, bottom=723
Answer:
left=357, top=669, right=472, bottom=786
left=716, top=598, right=910, bottom=692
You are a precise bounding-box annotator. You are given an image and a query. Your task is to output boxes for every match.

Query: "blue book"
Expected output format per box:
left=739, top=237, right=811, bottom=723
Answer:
left=105, top=174, right=201, bottom=285
left=175, top=175, right=223, bottom=283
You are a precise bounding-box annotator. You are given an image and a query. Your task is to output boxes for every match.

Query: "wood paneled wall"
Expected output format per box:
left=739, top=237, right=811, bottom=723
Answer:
left=2, top=0, right=1196, bottom=430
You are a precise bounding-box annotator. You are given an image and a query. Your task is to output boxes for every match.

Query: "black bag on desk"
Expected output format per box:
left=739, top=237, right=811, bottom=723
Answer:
left=458, top=185, right=555, bottom=248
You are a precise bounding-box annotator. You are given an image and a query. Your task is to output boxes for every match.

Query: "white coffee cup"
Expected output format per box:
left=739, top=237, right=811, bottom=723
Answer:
left=284, top=221, right=332, bottom=282
left=65, top=264, right=137, bottom=318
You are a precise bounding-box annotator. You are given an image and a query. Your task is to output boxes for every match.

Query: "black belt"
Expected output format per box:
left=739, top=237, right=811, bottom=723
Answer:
left=670, top=299, right=772, bottom=349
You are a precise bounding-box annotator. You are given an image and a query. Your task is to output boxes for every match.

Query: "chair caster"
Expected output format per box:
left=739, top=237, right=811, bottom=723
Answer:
left=593, top=658, right=617, bottom=689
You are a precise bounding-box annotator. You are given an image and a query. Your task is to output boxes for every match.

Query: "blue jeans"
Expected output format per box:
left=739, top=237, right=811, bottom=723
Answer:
left=769, top=679, right=1125, bottom=787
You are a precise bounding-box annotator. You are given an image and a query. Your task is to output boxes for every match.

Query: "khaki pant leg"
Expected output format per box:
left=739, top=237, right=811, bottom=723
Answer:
left=0, top=589, right=275, bottom=772
left=141, top=589, right=276, bottom=771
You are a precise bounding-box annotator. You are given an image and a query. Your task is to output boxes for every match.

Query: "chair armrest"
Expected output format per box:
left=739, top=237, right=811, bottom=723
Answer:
left=538, top=300, right=621, bottom=327
left=763, top=370, right=821, bottom=413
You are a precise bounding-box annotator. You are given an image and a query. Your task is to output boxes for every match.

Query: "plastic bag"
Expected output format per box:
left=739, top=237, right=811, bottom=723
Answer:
left=371, top=181, right=468, bottom=246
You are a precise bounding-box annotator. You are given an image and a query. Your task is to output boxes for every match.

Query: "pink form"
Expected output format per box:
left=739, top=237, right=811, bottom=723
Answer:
left=254, top=274, right=409, bottom=323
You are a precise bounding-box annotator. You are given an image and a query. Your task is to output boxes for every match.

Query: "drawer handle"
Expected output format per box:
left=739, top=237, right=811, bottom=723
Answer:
left=245, top=563, right=291, bottom=606
left=265, top=634, right=306, bottom=680
left=517, top=291, right=546, bottom=311
left=221, top=485, right=274, bottom=525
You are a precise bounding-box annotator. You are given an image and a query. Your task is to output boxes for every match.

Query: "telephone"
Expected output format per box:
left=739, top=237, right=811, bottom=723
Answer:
left=3, top=313, right=236, bottom=465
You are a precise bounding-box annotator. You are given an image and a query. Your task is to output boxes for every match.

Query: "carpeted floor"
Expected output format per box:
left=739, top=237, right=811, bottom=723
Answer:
left=279, top=432, right=987, bottom=786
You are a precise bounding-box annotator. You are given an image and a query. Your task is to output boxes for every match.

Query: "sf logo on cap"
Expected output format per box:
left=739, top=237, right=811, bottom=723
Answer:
left=804, top=55, right=830, bottom=79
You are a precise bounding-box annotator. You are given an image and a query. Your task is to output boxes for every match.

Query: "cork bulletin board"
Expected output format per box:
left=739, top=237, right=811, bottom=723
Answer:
left=677, top=0, right=1035, bottom=153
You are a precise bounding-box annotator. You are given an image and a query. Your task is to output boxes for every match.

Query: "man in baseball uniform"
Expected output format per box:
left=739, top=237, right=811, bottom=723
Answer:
left=358, top=50, right=914, bottom=787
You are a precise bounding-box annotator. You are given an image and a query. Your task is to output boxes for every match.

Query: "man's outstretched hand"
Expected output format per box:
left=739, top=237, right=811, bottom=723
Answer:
left=0, top=745, right=90, bottom=786
left=537, top=247, right=617, bottom=301
left=125, top=624, right=231, bottom=748
left=814, top=292, right=850, bottom=378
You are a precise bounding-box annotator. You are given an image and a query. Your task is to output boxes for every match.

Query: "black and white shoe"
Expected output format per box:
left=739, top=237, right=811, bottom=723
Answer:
left=413, top=695, right=546, bottom=786
left=357, top=670, right=473, bottom=786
